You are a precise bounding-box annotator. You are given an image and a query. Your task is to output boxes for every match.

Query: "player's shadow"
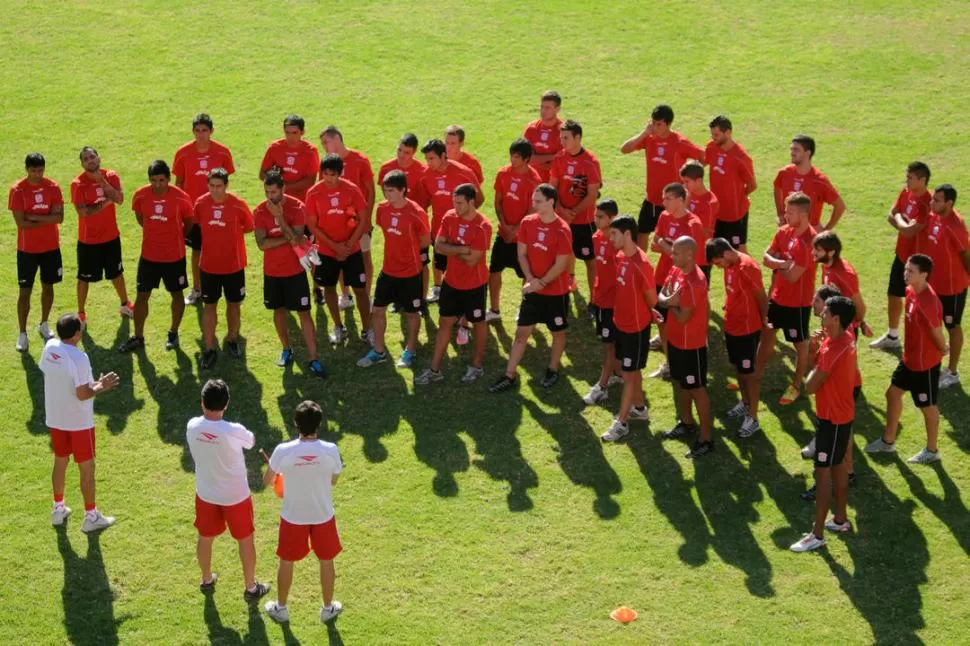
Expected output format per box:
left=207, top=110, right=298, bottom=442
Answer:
left=136, top=347, right=200, bottom=472
left=20, top=351, right=47, bottom=435
left=325, top=357, right=402, bottom=464
left=938, top=385, right=970, bottom=453
left=202, top=593, right=270, bottom=645
left=402, top=375, right=470, bottom=498
left=56, top=527, right=130, bottom=646
left=897, top=460, right=970, bottom=556
left=82, top=320, right=144, bottom=434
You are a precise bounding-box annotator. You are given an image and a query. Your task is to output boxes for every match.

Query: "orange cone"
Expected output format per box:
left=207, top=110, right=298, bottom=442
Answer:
left=610, top=606, right=637, bottom=623
left=273, top=474, right=285, bottom=498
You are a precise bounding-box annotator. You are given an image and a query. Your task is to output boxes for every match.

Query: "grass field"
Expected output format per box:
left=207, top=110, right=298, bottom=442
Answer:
left=2, top=1, right=970, bottom=644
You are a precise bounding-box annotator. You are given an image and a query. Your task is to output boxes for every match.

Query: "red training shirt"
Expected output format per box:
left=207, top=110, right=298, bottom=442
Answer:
left=376, top=199, right=429, bottom=278
left=768, top=224, right=817, bottom=307
left=549, top=148, right=602, bottom=225
left=453, top=151, right=484, bottom=183
left=377, top=158, right=427, bottom=203
left=260, top=139, right=320, bottom=202
left=325, top=149, right=374, bottom=198
left=131, top=184, right=193, bottom=263
left=773, top=165, right=839, bottom=228
left=522, top=118, right=563, bottom=182
left=418, top=161, right=480, bottom=237
left=494, top=164, right=542, bottom=230
left=687, top=189, right=719, bottom=232
left=723, top=253, right=766, bottom=336
left=195, top=193, right=253, bottom=274
left=821, top=258, right=860, bottom=299
left=172, top=140, right=235, bottom=202
left=614, top=247, right=657, bottom=333
left=438, top=210, right=492, bottom=290
left=71, top=169, right=122, bottom=244
left=592, top=229, right=618, bottom=309
left=663, top=265, right=710, bottom=350
left=903, top=285, right=944, bottom=372
left=653, top=211, right=706, bottom=285
left=634, top=132, right=703, bottom=205
left=304, top=179, right=367, bottom=258
left=892, top=189, right=932, bottom=261
left=8, top=177, right=62, bottom=253
left=253, top=196, right=307, bottom=278
left=814, top=329, right=858, bottom=424
left=705, top=141, right=754, bottom=222
left=926, top=211, right=970, bottom=296
left=517, top=214, right=573, bottom=296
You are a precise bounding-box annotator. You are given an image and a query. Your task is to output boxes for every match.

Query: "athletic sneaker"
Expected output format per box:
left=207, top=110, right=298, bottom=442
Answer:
left=939, top=368, right=961, bottom=390
left=801, top=437, right=817, bottom=460
left=118, top=336, right=145, bottom=353
left=864, top=437, right=897, bottom=454
left=727, top=401, right=749, bottom=418
left=320, top=600, right=344, bottom=623
left=243, top=582, right=271, bottom=603
left=800, top=484, right=817, bottom=501
left=51, top=505, right=72, bottom=526
left=185, top=288, right=201, bottom=305
left=627, top=406, right=650, bottom=422
left=357, top=349, right=387, bottom=368
left=338, top=293, right=354, bottom=310
left=456, top=326, right=470, bottom=346
left=489, top=374, right=518, bottom=393
left=277, top=348, right=294, bottom=367
left=38, top=321, right=54, bottom=341
left=582, top=383, right=608, bottom=405
left=869, top=331, right=900, bottom=350
left=686, top=440, right=714, bottom=459
left=485, top=309, right=502, bottom=323
left=363, top=328, right=376, bottom=347
left=165, top=330, right=180, bottom=351
left=540, top=368, right=559, bottom=388
left=661, top=421, right=697, bottom=440
left=426, top=286, right=441, bottom=303
left=779, top=384, right=800, bottom=405
left=81, top=511, right=115, bottom=533
left=307, top=359, right=327, bottom=378
left=607, top=374, right=624, bottom=388
left=199, top=573, right=218, bottom=594
left=649, top=334, right=662, bottom=351
left=790, top=533, right=825, bottom=553
left=738, top=416, right=761, bottom=438
left=264, top=601, right=290, bottom=623
left=414, top=369, right=444, bottom=386
left=119, top=301, right=135, bottom=318
left=15, top=332, right=28, bottom=352
left=600, top=419, right=629, bottom=442
left=329, top=326, right=347, bottom=344
left=200, top=349, right=218, bottom=369
left=460, top=365, right=485, bottom=384
left=648, top=362, right=670, bottom=380
left=397, top=349, right=416, bottom=369
left=824, top=517, right=853, bottom=533
left=227, top=340, right=242, bottom=359
left=907, top=447, right=941, bottom=465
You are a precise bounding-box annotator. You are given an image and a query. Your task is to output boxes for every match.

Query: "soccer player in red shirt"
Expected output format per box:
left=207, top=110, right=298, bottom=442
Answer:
left=173, top=113, right=235, bottom=306
left=254, top=172, right=325, bottom=377
left=260, top=115, right=320, bottom=203
left=119, top=160, right=194, bottom=353
left=705, top=115, right=756, bottom=251
left=790, top=295, right=858, bottom=552
left=9, top=153, right=64, bottom=352
left=488, top=138, right=542, bottom=321
left=357, top=170, right=430, bottom=370
left=583, top=200, right=625, bottom=405
left=680, top=160, right=718, bottom=256
left=872, top=162, right=933, bottom=350
left=305, top=154, right=371, bottom=344
left=444, top=125, right=485, bottom=183
left=866, top=254, right=948, bottom=464
left=620, top=104, right=703, bottom=250
left=813, top=231, right=872, bottom=337
left=772, top=135, right=845, bottom=230
left=599, top=215, right=658, bottom=442
left=490, top=185, right=573, bottom=392
left=707, top=238, right=769, bottom=438
left=70, top=146, right=134, bottom=327
left=925, top=184, right=969, bottom=388
left=414, top=184, right=492, bottom=385
left=549, top=120, right=602, bottom=308
left=522, top=90, right=563, bottom=182
left=757, top=192, right=817, bottom=405
left=195, top=168, right=254, bottom=369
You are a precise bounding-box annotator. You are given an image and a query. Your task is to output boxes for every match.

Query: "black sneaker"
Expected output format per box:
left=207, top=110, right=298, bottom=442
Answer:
left=540, top=369, right=560, bottom=388
left=243, top=581, right=271, bottom=603
left=801, top=484, right=817, bottom=501
left=200, top=572, right=218, bottom=594
left=200, top=349, right=218, bottom=369
left=165, top=330, right=179, bottom=351
left=489, top=374, right=518, bottom=393
left=686, top=440, right=714, bottom=459
left=118, top=336, right=144, bottom=353
left=661, top=421, right=698, bottom=440
left=227, top=340, right=242, bottom=358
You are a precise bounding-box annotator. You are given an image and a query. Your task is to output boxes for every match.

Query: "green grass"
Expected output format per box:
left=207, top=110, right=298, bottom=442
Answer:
left=2, top=1, right=970, bottom=644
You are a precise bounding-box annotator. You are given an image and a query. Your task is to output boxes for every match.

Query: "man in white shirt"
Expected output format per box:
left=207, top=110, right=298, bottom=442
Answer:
left=186, top=379, right=271, bottom=602
left=262, top=401, right=344, bottom=624
left=40, top=313, right=119, bottom=532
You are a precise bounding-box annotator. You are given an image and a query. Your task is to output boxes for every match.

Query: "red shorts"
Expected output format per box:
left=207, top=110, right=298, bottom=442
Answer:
left=50, top=427, right=96, bottom=463
left=277, top=517, right=342, bottom=562
left=194, top=495, right=255, bottom=539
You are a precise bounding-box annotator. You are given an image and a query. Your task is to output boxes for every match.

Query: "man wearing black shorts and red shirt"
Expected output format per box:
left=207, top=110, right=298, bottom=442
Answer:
left=490, top=184, right=573, bottom=392
left=620, top=104, right=703, bottom=250
left=705, top=115, right=756, bottom=251
left=772, top=135, right=845, bottom=231
left=866, top=254, right=948, bottom=465
left=790, top=295, right=858, bottom=552
left=658, top=237, right=713, bottom=459
left=70, top=146, right=134, bottom=328
left=757, top=191, right=817, bottom=405
left=195, top=168, right=254, bottom=369
left=254, top=172, right=325, bottom=377
left=415, top=184, right=492, bottom=386
left=357, top=170, right=430, bottom=370
left=487, top=138, right=542, bottom=322
left=583, top=200, right=623, bottom=406
left=600, top=216, right=657, bottom=442
left=707, top=237, right=769, bottom=438
left=9, top=153, right=64, bottom=352
left=120, top=160, right=193, bottom=353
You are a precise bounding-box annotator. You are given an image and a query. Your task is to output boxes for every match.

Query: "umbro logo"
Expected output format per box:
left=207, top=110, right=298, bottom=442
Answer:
left=299, top=455, right=317, bottom=462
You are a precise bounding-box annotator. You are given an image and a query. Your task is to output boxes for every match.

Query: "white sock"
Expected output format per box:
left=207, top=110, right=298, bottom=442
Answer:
left=888, top=328, right=899, bottom=337
left=85, top=508, right=98, bottom=518
left=53, top=501, right=65, bottom=509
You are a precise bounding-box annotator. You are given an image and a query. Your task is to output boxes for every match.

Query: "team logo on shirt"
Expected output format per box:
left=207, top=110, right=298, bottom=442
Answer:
left=34, top=193, right=43, bottom=204
left=48, top=352, right=61, bottom=361
left=154, top=204, right=164, bottom=214
left=510, top=181, right=519, bottom=192
left=717, top=156, right=725, bottom=166
left=567, top=165, right=575, bottom=175
left=391, top=216, right=399, bottom=227
left=905, top=205, right=913, bottom=215
left=200, top=159, right=208, bottom=169
left=95, top=187, right=104, bottom=198
left=793, top=181, right=802, bottom=191
left=198, top=432, right=219, bottom=444
left=213, top=209, right=222, bottom=219
left=300, top=455, right=317, bottom=462
left=330, top=196, right=340, bottom=207
left=540, top=132, right=549, bottom=141
left=287, top=156, right=296, bottom=165
left=437, top=179, right=446, bottom=189
left=537, top=231, right=546, bottom=242
left=658, top=146, right=666, bottom=157
left=668, top=226, right=677, bottom=237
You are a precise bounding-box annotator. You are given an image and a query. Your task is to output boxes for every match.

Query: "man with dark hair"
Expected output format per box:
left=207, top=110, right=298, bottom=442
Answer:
left=490, top=184, right=572, bottom=392
left=70, top=146, right=134, bottom=328
left=41, top=313, right=119, bottom=531
left=120, top=160, right=194, bottom=352
left=872, top=162, right=933, bottom=350
left=378, top=134, right=429, bottom=303
left=522, top=90, right=564, bottom=182
left=705, top=115, right=756, bottom=251
left=790, top=295, right=858, bottom=552
left=925, top=184, right=969, bottom=389
left=620, top=104, right=703, bottom=250
left=187, top=379, right=271, bottom=601
left=813, top=231, right=872, bottom=337
left=173, top=113, right=235, bottom=305
left=10, top=152, right=64, bottom=351
left=263, top=401, right=344, bottom=624
left=260, top=115, right=320, bottom=204
left=444, top=125, right=485, bottom=183
left=415, top=184, right=492, bottom=385
left=680, top=160, right=718, bottom=258
left=487, top=138, right=543, bottom=322
left=194, top=168, right=255, bottom=369
left=867, top=254, right=948, bottom=464
left=583, top=199, right=624, bottom=405
left=773, top=135, right=845, bottom=230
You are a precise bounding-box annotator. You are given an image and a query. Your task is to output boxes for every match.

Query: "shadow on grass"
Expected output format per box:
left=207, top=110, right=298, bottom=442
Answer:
left=938, top=384, right=970, bottom=453
left=20, top=350, right=46, bottom=435
left=202, top=593, right=269, bottom=645
left=897, top=460, right=970, bottom=557
left=137, top=347, right=199, bottom=472
left=82, top=320, right=144, bottom=435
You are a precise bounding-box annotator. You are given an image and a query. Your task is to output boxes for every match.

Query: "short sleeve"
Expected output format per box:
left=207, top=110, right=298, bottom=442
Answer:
left=638, top=259, right=656, bottom=292
left=633, top=137, right=648, bottom=151
left=239, top=201, right=255, bottom=231
left=414, top=210, right=430, bottom=236
left=557, top=225, right=573, bottom=255
left=709, top=194, right=720, bottom=222
left=70, top=180, right=82, bottom=206
left=307, top=147, right=321, bottom=179
left=923, top=298, right=943, bottom=328
left=291, top=202, right=307, bottom=229
left=741, top=263, right=764, bottom=292
left=331, top=447, right=343, bottom=474
left=230, top=423, right=255, bottom=450
left=107, top=172, right=122, bottom=192
left=820, top=176, right=840, bottom=205
left=223, top=148, right=236, bottom=175
left=953, top=220, right=970, bottom=252
left=772, top=170, right=785, bottom=190
left=50, top=185, right=64, bottom=207
left=260, top=146, right=276, bottom=172
left=268, top=445, right=283, bottom=473
left=817, top=342, right=836, bottom=373
left=304, top=189, right=319, bottom=220
left=793, top=239, right=813, bottom=269
left=350, top=185, right=366, bottom=213
left=767, top=229, right=785, bottom=256
left=679, top=279, right=697, bottom=310
left=179, top=194, right=193, bottom=221
left=587, top=159, right=602, bottom=185
left=172, top=150, right=186, bottom=178
left=73, top=352, right=94, bottom=388
left=737, top=155, right=754, bottom=182
left=678, top=136, right=704, bottom=161
left=492, top=170, right=504, bottom=193
left=8, top=186, right=23, bottom=211
left=474, top=221, right=492, bottom=252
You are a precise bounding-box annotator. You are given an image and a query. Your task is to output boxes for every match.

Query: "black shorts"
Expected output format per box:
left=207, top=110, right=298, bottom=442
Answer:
left=77, top=237, right=123, bottom=282
left=887, top=256, right=906, bottom=298
left=570, top=223, right=595, bottom=260
left=314, top=251, right=366, bottom=289
left=940, top=290, right=967, bottom=329
left=767, top=301, right=812, bottom=343
left=201, top=269, right=246, bottom=304
left=725, top=330, right=760, bottom=374
left=420, top=246, right=431, bottom=267
left=713, top=214, right=749, bottom=247
left=638, top=200, right=663, bottom=235
left=814, top=419, right=852, bottom=468
left=517, top=292, right=569, bottom=331
left=438, top=281, right=487, bottom=322
left=596, top=306, right=616, bottom=344
left=616, top=326, right=651, bottom=372
left=185, top=224, right=202, bottom=251
left=668, top=344, right=708, bottom=390
left=489, top=237, right=524, bottom=277
left=17, top=249, right=63, bottom=288
left=891, top=361, right=941, bottom=408
left=137, top=257, right=187, bottom=294
left=263, top=272, right=311, bottom=311
left=373, top=272, right=423, bottom=313
left=433, top=248, right=448, bottom=273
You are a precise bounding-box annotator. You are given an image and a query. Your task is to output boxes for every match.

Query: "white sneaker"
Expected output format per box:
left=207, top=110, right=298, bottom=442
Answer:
left=790, top=533, right=825, bottom=553
left=51, top=505, right=72, bottom=526
left=119, top=302, right=135, bottom=318
left=264, top=601, right=290, bottom=623
left=320, top=600, right=344, bottom=623
left=801, top=437, right=816, bottom=459
left=427, top=286, right=441, bottom=303
left=907, top=447, right=941, bottom=465
left=601, top=419, right=629, bottom=442
left=648, top=362, right=670, bottom=379
left=865, top=437, right=897, bottom=454
left=627, top=406, right=650, bottom=421
left=606, top=374, right=624, bottom=388
left=582, top=383, right=608, bottom=405
left=460, top=365, right=485, bottom=384
left=81, top=511, right=116, bottom=533
left=38, top=321, right=54, bottom=341
left=184, top=289, right=201, bottom=305
left=738, top=415, right=761, bottom=438
left=329, top=326, right=347, bottom=344
left=16, top=332, right=28, bottom=352
left=824, top=517, right=853, bottom=533
left=338, top=293, right=354, bottom=311
left=363, top=328, right=376, bottom=347
left=456, top=327, right=470, bottom=346
left=485, top=309, right=502, bottom=323
left=939, top=368, right=961, bottom=390
left=869, top=331, right=900, bottom=349
left=726, top=401, right=749, bottom=418
left=649, top=334, right=662, bottom=351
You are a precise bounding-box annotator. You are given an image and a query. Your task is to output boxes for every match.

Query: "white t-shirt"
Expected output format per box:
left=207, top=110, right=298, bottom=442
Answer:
left=40, top=339, right=95, bottom=431
left=269, top=438, right=342, bottom=525
left=186, top=416, right=254, bottom=506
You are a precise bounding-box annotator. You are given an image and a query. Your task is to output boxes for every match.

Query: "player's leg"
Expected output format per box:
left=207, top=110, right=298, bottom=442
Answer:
left=489, top=272, right=503, bottom=313
left=203, top=302, right=218, bottom=351
left=273, top=308, right=290, bottom=349
left=170, top=288, right=186, bottom=333
left=298, top=311, right=319, bottom=361
left=77, top=458, right=97, bottom=513
left=549, top=330, right=566, bottom=372
left=52, top=455, right=69, bottom=505
left=320, top=559, right=336, bottom=607
left=813, top=465, right=831, bottom=539
left=583, top=258, right=596, bottom=305
left=793, top=339, right=810, bottom=385
left=77, top=280, right=90, bottom=316
left=191, top=249, right=202, bottom=297
left=226, top=302, right=241, bottom=343
left=133, top=292, right=151, bottom=338
left=276, top=559, right=295, bottom=607
left=238, top=534, right=257, bottom=590
left=505, top=324, right=534, bottom=377
left=405, top=312, right=420, bottom=354
left=922, top=405, right=940, bottom=453
left=755, top=327, right=777, bottom=375
left=110, top=274, right=130, bottom=307
left=197, top=536, right=216, bottom=584
left=353, top=286, right=371, bottom=332
left=430, top=315, right=457, bottom=372
left=472, top=320, right=487, bottom=369
left=41, top=282, right=55, bottom=324
left=370, top=305, right=387, bottom=354
left=17, top=286, right=32, bottom=335
left=693, top=387, right=712, bottom=443
left=832, top=459, right=849, bottom=525
left=882, top=383, right=905, bottom=444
